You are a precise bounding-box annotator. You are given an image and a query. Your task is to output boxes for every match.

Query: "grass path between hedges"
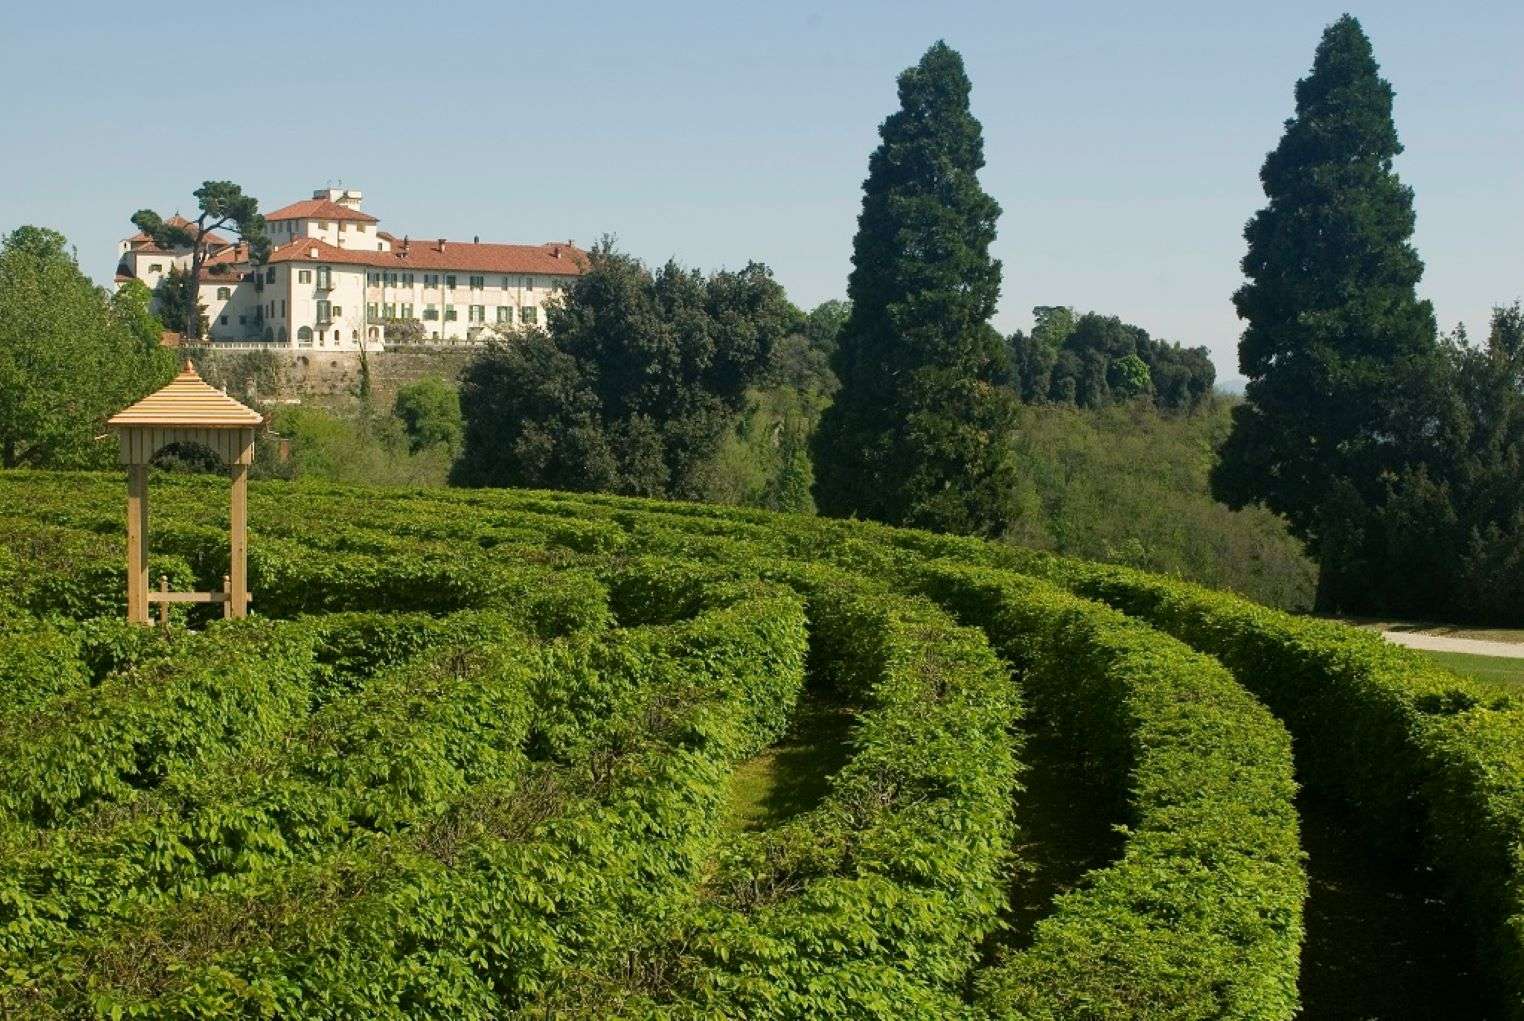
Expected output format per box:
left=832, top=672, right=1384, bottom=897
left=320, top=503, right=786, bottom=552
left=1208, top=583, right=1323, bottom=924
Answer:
left=999, top=727, right=1124, bottom=949
left=1295, top=789, right=1487, bottom=1019
left=723, top=691, right=856, bottom=831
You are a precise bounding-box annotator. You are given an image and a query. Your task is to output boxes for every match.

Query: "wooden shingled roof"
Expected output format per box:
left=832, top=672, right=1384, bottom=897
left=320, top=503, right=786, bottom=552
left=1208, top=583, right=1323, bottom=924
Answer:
left=107, top=362, right=263, bottom=429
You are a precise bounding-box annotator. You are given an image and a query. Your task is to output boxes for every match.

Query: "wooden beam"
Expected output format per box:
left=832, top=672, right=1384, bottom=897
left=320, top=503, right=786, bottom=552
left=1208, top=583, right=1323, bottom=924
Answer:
left=229, top=462, right=248, bottom=618
left=147, top=590, right=231, bottom=604
left=125, top=464, right=149, bottom=624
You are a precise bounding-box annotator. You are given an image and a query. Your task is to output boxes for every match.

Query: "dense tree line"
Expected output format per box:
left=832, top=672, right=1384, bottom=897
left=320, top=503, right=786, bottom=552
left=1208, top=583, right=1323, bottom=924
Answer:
left=451, top=243, right=811, bottom=502
left=1009, top=306, right=1215, bottom=411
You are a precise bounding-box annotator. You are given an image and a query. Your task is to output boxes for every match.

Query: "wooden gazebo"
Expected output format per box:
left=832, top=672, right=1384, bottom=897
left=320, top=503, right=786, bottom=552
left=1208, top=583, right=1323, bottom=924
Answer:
left=107, top=361, right=263, bottom=623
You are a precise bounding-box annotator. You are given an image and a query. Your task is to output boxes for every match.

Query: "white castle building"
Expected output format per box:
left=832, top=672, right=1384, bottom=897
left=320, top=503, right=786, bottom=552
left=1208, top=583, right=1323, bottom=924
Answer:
left=115, top=188, right=587, bottom=350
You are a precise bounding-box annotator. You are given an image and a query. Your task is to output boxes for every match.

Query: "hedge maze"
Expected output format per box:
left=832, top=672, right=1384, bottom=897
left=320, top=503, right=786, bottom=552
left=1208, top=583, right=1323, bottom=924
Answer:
left=0, top=470, right=1519, bottom=1018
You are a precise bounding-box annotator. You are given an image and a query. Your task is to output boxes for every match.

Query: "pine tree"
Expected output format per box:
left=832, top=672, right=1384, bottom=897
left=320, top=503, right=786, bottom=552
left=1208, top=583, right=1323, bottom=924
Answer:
left=1211, top=15, right=1439, bottom=609
left=812, top=41, right=1018, bottom=535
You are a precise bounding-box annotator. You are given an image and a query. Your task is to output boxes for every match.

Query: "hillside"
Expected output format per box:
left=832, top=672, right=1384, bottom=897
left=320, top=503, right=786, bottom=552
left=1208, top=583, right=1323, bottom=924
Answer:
left=0, top=469, right=1519, bottom=1018
left=1002, top=398, right=1315, bottom=610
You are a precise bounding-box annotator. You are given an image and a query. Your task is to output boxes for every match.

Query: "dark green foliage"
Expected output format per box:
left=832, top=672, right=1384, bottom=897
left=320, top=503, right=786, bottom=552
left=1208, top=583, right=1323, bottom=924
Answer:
left=131, top=181, right=270, bottom=339
left=1286, top=306, right=1524, bottom=622
left=452, top=243, right=797, bottom=500
left=1009, top=307, right=1215, bottom=411
left=813, top=42, right=1021, bottom=535
left=151, top=264, right=206, bottom=338
left=0, top=227, right=176, bottom=469
left=1212, top=16, right=1440, bottom=611
left=393, top=375, right=463, bottom=454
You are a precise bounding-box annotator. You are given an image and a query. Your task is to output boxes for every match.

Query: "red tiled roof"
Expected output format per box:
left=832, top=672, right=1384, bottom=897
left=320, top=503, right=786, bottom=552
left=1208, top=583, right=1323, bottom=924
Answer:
left=264, top=198, right=379, bottom=223
left=267, top=236, right=587, bottom=276
left=376, top=238, right=588, bottom=275
left=267, top=237, right=376, bottom=267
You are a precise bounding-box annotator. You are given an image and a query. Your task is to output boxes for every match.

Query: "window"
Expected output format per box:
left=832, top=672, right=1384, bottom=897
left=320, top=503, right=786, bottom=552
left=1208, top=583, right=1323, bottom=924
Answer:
left=216, top=287, right=231, bottom=300
left=331, top=305, right=342, bottom=318
left=401, top=273, right=414, bottom=287
left=385, top=271, right=398, bottom=287
left=469, top=305, right=485, bottom=323
left=149, top=263, right=163, bottom=272
left=469, top=275, right=484, bottom=290
left=383, top=302, right=396, bottom=318
left=238, top=315, right=247, bottom=325
left=495, top=306, right=512, bottom=323
left=219, top=315, right=228, bottom=326
left=316, top=300, right=331, bottom=322
left=368, top=272, right=380, bottom=285
left=319, top=221, right=330, bottom=229
left=338, top=222, right=347, bottom=232
left=316, top=266, right=332, bottom=289
left=430, top=332, right=438, bottom=341
left=266, top=267, right=276, bottom=283
left=520, top=306, right=538, bottom=325
left=445, top=274, right=457, bottom=289
left=280, top=299, right=286, bottom=317
left=423, top=305, right=438, bottom=321
left=425, top=274, right=439, bottom=287
left=444, top=306, right=457, bottom=321
left=356, top=224, right=366, bottom=234
left=501, top=276, right=511, bottom=289
left=525, top=277, right=535, bottom=291
left=297, top=326, right=313, bottom=345
left=298, top=269, right=312, bottom=284
left=367, top=302, right=378, bottom=319
left=400, top=303, right=413, bottom=319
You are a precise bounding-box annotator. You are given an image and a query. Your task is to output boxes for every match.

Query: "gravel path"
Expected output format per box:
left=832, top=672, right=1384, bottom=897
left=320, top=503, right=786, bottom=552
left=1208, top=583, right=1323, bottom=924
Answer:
left=1382, top=631, right=1524, bottom=659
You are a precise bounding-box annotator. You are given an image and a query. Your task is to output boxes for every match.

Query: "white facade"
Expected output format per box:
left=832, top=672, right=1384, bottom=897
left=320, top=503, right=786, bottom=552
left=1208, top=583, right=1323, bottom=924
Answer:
left=117, top=188, right=584, bottom=351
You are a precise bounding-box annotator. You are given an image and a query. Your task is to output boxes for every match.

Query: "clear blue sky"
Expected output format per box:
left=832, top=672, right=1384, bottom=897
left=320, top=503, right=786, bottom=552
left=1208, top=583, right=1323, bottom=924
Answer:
left=2, top=1, right=1519, bottom=385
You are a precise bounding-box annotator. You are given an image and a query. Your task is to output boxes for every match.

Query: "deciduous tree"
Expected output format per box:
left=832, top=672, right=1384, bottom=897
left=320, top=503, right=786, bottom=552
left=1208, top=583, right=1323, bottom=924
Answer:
left=0, top=226, right=175, bottom=468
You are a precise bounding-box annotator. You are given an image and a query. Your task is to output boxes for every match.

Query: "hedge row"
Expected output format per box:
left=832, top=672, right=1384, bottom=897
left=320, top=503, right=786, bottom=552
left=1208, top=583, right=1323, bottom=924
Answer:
left=911, top=563, right=1304, bottom=1020
left=1023, top=555, right=1524, bottom=1017
left=641, top=565, right=1022, bottom=1019
left=0, top=613, right=536, bottom=963
left=5, top=571, right=808, bottom=1018
left=0, top=619, right=323, bottom=830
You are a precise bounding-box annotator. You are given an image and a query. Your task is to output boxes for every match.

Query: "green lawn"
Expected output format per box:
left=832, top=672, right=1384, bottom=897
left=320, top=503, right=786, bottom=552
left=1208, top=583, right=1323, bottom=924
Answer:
left=1421, top=650, right=1524, bottom=689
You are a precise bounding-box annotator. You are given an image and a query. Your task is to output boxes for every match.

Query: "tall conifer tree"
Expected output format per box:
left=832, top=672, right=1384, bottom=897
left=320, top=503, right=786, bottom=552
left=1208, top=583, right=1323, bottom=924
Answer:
left=813, top=42, right=1018, bottom=535
left=1212, top=15, right=1439, bottom=608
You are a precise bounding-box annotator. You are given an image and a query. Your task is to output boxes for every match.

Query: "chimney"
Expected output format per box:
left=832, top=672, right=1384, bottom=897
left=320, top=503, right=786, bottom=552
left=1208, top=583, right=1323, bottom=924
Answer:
left=473, top=235, right=479, bottom=244
left=437, top=237, right=446, bottom=251
left=402, top=235, right=410, bottom=253
left=553, top=247, right=561, bottom=259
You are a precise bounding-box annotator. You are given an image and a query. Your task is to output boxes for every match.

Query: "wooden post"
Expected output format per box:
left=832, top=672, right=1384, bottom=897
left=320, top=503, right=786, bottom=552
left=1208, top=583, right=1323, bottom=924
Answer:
left=222, top=574, right=232, bottom=619
left=158, top=575, right=170, bottom=629
left=229, top=461, right=248, bottom=618
left=125, top=464, right=149, bottom=624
